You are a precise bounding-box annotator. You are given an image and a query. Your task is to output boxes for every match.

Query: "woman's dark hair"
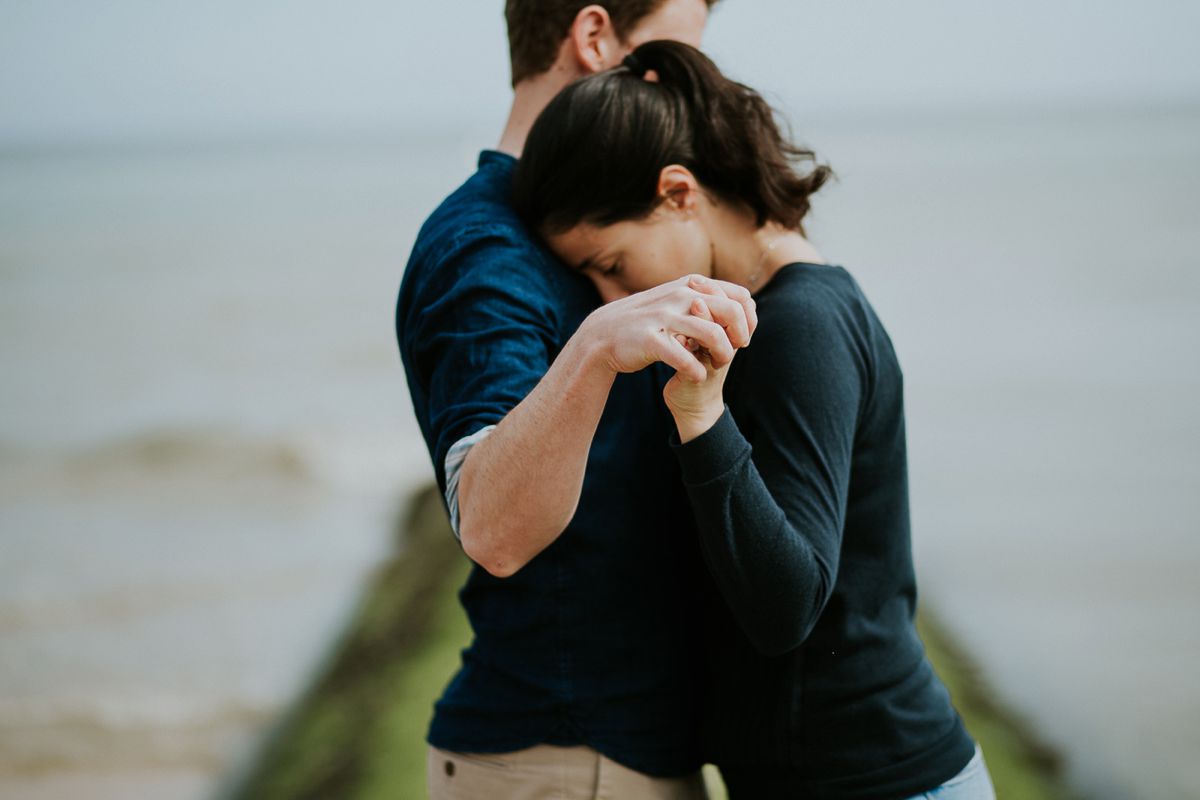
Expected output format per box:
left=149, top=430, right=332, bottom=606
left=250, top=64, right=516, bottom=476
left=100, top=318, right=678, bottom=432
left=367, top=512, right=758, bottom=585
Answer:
left=513, top=39, right=832, bottom=236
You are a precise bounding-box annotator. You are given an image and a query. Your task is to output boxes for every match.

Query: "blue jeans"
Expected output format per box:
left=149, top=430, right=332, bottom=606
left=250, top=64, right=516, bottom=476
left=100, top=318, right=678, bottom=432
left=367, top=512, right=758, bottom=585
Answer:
left=905, top=746, right=995, bottom=800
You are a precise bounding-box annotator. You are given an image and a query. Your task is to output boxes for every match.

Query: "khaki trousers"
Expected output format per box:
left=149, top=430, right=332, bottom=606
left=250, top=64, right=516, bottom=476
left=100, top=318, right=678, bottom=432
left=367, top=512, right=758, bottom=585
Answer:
left=427, top=744, right=709, bottom=800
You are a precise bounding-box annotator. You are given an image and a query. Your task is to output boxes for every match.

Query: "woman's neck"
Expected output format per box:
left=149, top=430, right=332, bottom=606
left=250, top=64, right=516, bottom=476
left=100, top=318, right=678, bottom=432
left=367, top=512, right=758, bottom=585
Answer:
left=711, top=217, right=826, bottom=293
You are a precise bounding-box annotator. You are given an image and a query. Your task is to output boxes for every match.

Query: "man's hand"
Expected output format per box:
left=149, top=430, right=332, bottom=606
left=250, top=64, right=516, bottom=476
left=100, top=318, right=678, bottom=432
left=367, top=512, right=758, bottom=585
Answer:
left=578, top=274, right=756, bottom=383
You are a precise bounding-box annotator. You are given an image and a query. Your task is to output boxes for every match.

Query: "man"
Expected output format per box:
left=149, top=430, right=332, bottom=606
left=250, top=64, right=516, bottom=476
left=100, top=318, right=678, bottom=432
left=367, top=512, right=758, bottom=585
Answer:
left=396, top=2, right=754, bottom=797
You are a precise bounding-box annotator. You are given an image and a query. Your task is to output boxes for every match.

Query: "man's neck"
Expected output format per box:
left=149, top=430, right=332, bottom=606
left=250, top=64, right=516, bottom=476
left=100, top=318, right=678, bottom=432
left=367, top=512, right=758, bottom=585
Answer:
left=496, top=67, right=577, bottom=158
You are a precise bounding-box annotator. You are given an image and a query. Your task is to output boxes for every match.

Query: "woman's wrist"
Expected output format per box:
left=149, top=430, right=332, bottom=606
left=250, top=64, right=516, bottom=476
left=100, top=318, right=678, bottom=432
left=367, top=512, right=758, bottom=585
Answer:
left=672, top=403, right=725, bottom=444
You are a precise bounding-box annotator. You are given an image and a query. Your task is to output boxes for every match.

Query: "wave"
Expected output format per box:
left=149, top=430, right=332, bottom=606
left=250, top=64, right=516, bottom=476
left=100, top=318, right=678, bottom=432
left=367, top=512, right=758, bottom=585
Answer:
left=0, top=424, right=429, bottom=493
left=0, top=563, right=350, bottom=634
left=67, top=429, right=316, bottom=481
left=0, top=694, right=275, bottom=772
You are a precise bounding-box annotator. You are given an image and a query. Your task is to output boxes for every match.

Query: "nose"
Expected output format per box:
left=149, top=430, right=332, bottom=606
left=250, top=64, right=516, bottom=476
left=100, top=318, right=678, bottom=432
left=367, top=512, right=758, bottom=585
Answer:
left=593, top=276, right=631, bottom=304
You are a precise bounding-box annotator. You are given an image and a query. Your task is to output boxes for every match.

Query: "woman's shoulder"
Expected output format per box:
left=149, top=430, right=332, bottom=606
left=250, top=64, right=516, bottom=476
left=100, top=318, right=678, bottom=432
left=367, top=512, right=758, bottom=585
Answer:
left=755, top=262, right=868, bottom=333
left=741, top=262, right=889, bottom=376
left=761, top=261, right=855, bottom=296
left=729, top=264, right=875, bottom=415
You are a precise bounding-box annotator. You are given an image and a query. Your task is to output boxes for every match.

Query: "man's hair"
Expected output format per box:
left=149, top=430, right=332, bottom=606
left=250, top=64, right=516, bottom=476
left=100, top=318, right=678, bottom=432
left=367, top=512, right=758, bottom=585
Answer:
left=505, top=0, right=719, bottom=86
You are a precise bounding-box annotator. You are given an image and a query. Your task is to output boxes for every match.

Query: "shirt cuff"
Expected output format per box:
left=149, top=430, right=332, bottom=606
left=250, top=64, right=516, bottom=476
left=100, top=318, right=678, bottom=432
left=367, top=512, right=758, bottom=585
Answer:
left=443, top=424, right=498, bottom=540
left=670, top=406, right=752, bottom=486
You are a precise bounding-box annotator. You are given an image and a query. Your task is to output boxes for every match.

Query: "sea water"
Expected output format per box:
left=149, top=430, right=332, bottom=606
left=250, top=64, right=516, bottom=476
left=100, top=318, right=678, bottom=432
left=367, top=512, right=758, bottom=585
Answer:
left=0, top=134, right=470, bottom=798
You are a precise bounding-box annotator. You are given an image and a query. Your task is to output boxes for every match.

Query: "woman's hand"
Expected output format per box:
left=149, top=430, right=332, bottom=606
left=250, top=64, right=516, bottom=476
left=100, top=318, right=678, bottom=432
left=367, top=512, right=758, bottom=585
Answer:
left=663, top=298, right=734, bottom=443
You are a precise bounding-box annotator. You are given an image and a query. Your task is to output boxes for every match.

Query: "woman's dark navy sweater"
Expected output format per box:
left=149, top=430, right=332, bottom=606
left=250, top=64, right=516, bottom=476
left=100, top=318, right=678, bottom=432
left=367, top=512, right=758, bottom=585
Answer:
left=672, top=263, right=976, bottom=799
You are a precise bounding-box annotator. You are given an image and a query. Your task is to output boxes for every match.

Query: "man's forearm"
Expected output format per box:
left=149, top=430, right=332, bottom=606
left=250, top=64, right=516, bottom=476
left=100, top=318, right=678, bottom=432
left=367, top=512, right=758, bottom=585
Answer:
left=455, top=274, right=757, bottom=578
left=457, top=332, right=615, bottom=577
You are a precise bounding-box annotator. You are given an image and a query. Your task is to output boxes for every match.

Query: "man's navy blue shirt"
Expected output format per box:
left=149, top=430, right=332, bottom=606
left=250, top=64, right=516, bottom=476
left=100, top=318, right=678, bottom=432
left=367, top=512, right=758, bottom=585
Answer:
left=395, top=151, right=704, bottom=776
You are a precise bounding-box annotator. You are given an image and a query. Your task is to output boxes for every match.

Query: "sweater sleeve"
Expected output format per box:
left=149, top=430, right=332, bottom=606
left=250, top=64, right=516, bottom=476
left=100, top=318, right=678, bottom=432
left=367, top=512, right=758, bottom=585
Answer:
left=672, top=291, right=865, bottom=656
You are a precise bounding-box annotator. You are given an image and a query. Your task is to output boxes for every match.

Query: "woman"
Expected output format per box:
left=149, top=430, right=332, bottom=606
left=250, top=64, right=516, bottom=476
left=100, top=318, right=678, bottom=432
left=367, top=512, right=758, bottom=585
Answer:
left=513, top=40, right=996, bottom=800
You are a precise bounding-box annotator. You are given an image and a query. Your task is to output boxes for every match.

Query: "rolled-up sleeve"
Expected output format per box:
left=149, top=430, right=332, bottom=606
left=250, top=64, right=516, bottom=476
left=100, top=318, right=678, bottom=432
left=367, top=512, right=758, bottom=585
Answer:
left=404, top=231, right=562, bottom=496
left=442, top=424, right=496, bottom=539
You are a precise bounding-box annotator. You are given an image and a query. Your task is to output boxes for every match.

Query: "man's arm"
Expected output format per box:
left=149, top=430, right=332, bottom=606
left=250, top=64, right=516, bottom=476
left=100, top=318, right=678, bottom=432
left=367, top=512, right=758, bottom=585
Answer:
left=457, top=274, right=757, bottom=578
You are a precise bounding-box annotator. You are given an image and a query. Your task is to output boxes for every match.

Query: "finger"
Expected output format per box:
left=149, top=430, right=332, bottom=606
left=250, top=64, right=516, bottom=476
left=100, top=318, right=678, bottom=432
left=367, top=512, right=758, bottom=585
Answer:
left=674, top=332, right=701, bottom=352
left=693, top=294, right=751, bottom=349
left=654, top=333, right=707, bottom=383
left=688, top=302, right=717, bottom=355
left=690, top=275, right=757, bottom=338
left=686, top=279, right=753, bottom=345
left=672, top=314, right=735, bottom=368
left=682, top=334, right=701, bottom=352
left=743, top=293, right=758, bottom=337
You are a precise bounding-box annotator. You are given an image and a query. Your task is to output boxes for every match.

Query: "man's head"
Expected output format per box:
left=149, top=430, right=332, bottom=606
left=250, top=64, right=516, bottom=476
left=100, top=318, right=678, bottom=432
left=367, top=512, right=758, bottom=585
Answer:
left=505, top=0, right=716, bottom=87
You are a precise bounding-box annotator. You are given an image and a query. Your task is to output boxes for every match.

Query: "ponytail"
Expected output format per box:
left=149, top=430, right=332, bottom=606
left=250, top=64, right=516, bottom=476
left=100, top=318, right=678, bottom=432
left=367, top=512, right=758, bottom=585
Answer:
left=514, top=40, right=831, bottom=236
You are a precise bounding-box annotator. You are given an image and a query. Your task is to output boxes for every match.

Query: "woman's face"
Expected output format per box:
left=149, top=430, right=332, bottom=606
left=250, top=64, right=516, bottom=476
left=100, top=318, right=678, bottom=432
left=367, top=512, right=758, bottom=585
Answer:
left=546, top=205, right=713, bottom=303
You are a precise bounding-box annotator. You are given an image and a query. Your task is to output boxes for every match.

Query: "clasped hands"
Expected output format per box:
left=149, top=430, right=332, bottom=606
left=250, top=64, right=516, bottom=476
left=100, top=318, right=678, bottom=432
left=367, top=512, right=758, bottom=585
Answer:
left=581, top=274, right=756, bottom=443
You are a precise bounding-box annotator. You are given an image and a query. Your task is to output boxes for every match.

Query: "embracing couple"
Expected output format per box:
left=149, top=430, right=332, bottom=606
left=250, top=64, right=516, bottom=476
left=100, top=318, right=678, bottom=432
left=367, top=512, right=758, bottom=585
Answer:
left=396, top=2, right=995, bottom=798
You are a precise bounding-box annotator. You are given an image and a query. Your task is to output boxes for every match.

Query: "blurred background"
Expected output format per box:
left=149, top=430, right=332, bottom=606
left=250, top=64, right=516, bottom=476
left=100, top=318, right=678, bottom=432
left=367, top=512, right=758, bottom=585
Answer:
left=2, top=1, right=1198, bottom=798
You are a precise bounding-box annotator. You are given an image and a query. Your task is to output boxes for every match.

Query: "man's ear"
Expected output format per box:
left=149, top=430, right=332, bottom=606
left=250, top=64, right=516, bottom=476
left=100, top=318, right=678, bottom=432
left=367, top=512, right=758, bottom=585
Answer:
left=657, top=165, right=701, bottom=215
left=569, top=4, right=621, bottom=74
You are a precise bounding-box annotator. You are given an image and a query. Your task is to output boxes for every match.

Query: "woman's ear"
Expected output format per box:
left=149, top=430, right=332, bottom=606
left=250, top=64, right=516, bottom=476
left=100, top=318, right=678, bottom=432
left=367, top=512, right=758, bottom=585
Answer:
left=657, top=165, right=701, bottom=215
left=569, top=5, right=621, bottom=74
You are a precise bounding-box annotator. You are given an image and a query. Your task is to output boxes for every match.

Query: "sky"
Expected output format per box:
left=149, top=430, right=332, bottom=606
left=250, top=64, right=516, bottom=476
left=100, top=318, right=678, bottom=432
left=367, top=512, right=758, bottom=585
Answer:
left=2, top=0, right=1199, bottom=147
